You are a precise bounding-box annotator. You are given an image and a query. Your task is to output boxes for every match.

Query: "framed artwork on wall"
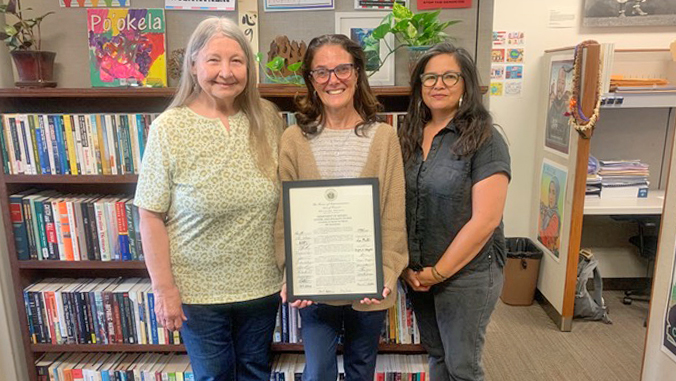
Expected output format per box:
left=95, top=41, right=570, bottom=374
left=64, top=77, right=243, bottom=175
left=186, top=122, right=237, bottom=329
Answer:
left=537, top=159, right=568, bottom=261
left=335, top=12, right=395, bottom=86
left=583, top=0, right=676, bottom=27
left=544, top=57, right=574, bottom=158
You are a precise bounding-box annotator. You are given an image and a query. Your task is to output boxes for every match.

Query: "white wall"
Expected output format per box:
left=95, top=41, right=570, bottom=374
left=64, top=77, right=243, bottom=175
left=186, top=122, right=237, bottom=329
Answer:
left=492, top=0, right=676, bottom=237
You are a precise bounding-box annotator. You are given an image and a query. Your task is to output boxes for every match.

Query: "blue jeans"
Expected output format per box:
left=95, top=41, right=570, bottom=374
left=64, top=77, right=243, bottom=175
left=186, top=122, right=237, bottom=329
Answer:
left=299, top=304, right=386, bottom=381
left=410, top=256, right=503, bottom=381
left=180, top=293, right=280, bottom=381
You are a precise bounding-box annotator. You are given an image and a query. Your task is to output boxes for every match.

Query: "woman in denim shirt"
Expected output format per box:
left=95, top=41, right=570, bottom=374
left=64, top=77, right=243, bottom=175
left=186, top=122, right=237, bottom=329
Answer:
left=399, top=42, right=511, bottom=381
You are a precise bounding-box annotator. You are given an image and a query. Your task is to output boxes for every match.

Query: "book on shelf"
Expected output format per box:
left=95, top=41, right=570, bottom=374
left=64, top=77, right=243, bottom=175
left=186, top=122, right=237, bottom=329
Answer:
left=10, top=190, right=144, bottom=261
left=0, top=113, right=157, bottom=175
left=272, top=281, right=420, bottom=346
left=35, top=352, right=426, bottom=381
left=24, top=278, right=182, bottom=346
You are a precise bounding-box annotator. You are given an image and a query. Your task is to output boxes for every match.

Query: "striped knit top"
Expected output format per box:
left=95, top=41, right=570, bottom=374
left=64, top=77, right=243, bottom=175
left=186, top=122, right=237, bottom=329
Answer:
left=309, top=125, right=375, bottom=179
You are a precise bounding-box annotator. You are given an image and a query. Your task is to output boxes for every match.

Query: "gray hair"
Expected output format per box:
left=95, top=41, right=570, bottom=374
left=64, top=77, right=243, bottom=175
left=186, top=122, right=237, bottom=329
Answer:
left=168, top=17, right=282, bottom=181
left=169, top=17, right=257, bottom=109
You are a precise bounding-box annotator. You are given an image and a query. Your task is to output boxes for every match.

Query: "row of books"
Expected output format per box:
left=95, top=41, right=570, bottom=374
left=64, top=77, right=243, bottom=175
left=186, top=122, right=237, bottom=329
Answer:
left=270, top=354, right=429, bottom=381
left=36, top=352, right=429, bottom=381
left=273, top=282, right=420, bottom=345
left=36, top=352, right=192, bottom=381
left=24, top=278, right=181, bottom=346
left=0, top=113, right=157, bottom=175
left=11, top=190, right=143, bottom=261
left=26, top=276, right=419, bottom=347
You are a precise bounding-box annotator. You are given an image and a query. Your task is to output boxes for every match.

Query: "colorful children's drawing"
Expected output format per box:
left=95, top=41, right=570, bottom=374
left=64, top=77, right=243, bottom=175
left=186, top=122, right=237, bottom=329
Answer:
left=505, top=65, right=523, bottom=79
left=87, top=8, right=167, bottom=87
left=61, top=0, right=128, bottom=7
left=507, top=31, right=524, bottom=45
left=491, top=49, right=505, bottom=63
left=490, top=82, right=503, bottom=96
left=491, top=66, right=505, bottom=80
left=507, top=48, right=524, bottom=63
left=492, top=31, right=506, bottom=46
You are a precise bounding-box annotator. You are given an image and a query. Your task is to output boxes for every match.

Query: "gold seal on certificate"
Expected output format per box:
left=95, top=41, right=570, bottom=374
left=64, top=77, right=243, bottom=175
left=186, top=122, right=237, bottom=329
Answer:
left=283, top=178, right=384, bottom=302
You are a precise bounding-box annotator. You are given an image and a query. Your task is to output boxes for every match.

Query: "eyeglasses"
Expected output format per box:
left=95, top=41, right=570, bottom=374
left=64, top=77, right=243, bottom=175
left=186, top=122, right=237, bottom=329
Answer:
left=310, top=63, right=355, bottom=84
left=420, top=71, right=462, bottom=88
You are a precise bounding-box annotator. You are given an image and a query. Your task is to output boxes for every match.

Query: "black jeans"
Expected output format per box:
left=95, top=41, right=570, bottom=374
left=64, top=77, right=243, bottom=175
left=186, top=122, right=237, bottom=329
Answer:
left=410, top=257, right=503, bottom=381
left=180, top=293, right=280, bottom=381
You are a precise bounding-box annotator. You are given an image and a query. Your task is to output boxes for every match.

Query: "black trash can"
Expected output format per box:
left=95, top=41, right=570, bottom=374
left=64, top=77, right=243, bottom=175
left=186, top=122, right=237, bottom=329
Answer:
left=501, top=238, right=544, bottom=306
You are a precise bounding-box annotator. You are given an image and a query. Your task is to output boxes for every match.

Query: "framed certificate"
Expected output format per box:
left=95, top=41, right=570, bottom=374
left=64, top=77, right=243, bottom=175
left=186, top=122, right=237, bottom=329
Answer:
left=283, top=178, right=383, bottom=302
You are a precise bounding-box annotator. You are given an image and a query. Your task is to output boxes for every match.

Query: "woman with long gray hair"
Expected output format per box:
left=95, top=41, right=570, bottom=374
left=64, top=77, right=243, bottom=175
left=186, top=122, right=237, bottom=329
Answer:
left=134, top=17, right=284, bottom=381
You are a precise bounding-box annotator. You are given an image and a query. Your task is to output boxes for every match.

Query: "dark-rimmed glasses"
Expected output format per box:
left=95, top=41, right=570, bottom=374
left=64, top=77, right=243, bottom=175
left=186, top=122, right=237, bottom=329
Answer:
left=310, top=63, right=355, bottom=84
left=420, top=71, right=462, bottom=88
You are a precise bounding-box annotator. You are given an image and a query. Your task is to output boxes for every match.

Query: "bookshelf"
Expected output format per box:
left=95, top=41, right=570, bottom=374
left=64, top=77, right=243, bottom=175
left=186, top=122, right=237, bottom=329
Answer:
left=0, top=85, right=425, bottom=381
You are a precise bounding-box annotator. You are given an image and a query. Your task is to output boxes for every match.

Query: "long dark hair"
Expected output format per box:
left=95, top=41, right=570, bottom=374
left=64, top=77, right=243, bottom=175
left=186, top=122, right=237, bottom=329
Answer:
left=295, top=34, right=381, bottom=136
left=399, top=42, right=493, bottom=165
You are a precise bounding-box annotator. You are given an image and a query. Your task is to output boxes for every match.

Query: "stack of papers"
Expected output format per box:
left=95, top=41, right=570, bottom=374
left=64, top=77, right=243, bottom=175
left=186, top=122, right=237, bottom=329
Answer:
left=597, top=160, right=649, bottom=199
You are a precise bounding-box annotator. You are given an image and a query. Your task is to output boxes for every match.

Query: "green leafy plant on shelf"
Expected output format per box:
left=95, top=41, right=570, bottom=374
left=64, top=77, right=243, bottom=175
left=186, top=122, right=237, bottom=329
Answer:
left=0, top=0, right=54, bottom=51
left=362, top=3, right=460, bottom=75
left=255, top=53, right=305, bottom=86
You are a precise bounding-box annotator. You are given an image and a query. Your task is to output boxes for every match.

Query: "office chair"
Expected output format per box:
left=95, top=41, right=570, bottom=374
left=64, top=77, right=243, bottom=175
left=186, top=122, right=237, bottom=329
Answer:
left=618, top=215, right=660, bottom=306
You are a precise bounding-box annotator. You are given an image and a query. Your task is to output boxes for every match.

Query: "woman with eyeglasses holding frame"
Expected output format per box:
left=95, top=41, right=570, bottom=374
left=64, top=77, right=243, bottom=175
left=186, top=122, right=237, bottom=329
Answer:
left=274, top=34, right=408, bottom=381
left=399, top=43, right=511, bottom=381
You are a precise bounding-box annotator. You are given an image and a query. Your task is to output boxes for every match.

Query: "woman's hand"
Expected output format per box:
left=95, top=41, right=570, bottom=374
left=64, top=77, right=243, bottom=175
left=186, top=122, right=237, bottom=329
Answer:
left=360, top=287, right=391, bottom=305
left=281, top=283, right=314, bottom=309
left=402, top=268, right=431, bottom=292
left=154, top=285, right=187, bottom=331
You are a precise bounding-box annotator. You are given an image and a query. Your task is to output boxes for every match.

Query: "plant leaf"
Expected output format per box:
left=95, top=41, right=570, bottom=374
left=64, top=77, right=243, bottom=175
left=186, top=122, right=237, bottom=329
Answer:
left=4, top=24, right=18, bottom=37
left=405, top=23, right=417, bottom=40
left=6, top=0, right=17, bottom=15
left=266, top=56, right=285, bottom=72
left=287, top=62, right=302, bottom=72
left=371, top=23, right=391, bottom=40
left=255, top=52, right=263, bottom=62
left=392, top=2, right=413, bottom=20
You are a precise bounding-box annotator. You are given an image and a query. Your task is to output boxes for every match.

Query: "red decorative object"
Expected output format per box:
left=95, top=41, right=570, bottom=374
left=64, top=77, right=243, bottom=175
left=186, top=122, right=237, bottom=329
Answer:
left=417, top=0, right=471, bottom=10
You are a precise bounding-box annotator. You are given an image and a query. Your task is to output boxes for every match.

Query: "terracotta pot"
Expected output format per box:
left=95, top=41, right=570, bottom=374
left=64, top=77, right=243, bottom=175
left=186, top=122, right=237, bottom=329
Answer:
left=10, top=50, right=57, bottom=88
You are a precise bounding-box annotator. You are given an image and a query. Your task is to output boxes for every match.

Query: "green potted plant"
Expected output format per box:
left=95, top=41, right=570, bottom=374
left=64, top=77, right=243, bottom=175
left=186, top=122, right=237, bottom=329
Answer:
left=0, top=0, right=56, bottom=87
left=365, top=3, right=460, bottom=73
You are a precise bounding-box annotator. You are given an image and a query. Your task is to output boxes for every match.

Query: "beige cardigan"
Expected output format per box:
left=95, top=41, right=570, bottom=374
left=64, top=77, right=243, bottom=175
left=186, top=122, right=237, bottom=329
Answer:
left=274, top=123, right=409, bottom=311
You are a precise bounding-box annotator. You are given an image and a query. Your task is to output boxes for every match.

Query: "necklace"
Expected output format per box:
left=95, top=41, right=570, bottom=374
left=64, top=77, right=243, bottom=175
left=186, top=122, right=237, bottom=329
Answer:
left=569, top=40, right=602, bottom=139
